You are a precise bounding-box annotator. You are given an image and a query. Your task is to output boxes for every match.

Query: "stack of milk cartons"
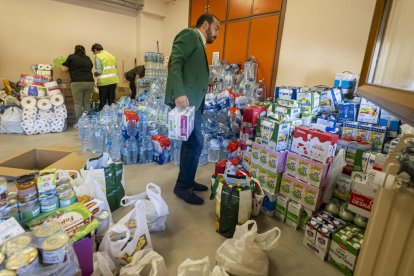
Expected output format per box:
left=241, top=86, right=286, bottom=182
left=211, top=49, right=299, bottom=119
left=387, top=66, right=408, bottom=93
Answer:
left=277, top=126, right=339, bottom=229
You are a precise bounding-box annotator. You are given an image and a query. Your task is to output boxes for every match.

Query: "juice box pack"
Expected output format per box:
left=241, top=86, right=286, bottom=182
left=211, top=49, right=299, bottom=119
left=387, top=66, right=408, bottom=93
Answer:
left=167, top=106, right=195, bottom=141
left=291, top=126, right=339, bottom=164
left=329, top=225, right=364, bottom=276
left=256, top=117, right=291, bottom=152
left=284, top=151, right=329, bottom=188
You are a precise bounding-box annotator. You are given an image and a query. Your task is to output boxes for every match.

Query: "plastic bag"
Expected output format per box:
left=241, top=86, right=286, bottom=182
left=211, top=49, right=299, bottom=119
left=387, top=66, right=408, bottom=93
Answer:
left=321, top=149, right=347, bottom=203
left=73, top=167, right=113, bottom=237
left=99, top=200, right=152, bottom=265
left=92, top=251, right=117, bottom=276
left=120, top=248, right=168, bottom=276
left=216, top=220, right=281, bottom=276
left=120, top=183, right=169, bottom=232
left=0, top=106, right=23, bottom=134
left=178, top=257, right=210, bottom=276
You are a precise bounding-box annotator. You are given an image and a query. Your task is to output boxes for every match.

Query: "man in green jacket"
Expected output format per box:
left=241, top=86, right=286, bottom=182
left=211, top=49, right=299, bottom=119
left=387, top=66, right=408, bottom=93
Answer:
left=165, top=14, right=220, bottom=205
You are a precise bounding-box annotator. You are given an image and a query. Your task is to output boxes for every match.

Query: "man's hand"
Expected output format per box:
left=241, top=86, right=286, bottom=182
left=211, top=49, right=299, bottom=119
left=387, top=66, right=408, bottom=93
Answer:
left=175, top=95, right=189, bottom=107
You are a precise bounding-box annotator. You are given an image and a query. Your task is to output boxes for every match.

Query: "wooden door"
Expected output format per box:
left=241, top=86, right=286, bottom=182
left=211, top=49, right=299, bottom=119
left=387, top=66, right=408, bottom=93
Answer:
left=205, top=24, right=226, bottom=65
left=253, top=0, right=282, bottom=15
left=227, top=0, right=252, bottom=20
left=190, top=0, right=208, bottom=26
left=223, top=20, right=250, bottom=65
left=208, top=0, right=227, bottom=22
left=247, top=15, right=279, bottom=95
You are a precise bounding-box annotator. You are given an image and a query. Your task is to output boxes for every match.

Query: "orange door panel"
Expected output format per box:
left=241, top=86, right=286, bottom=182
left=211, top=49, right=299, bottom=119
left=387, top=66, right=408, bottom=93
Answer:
left=228, top=0, right=252, bottom=20
left=247, top=15, right=279, bottom=97
left=209, top=0, right=227, bottom=22
left=224, top=20, right=249, bottom=65
left=253, top=0, right=282, bottom=15
left=205, top=24, right=226, bottom=65
left=190, top=0, right=208, bottom=26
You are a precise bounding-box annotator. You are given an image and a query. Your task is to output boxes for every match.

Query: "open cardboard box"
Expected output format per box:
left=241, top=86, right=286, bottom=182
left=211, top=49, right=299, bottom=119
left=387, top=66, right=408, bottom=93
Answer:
left=0, top=146, right=86, bottom=180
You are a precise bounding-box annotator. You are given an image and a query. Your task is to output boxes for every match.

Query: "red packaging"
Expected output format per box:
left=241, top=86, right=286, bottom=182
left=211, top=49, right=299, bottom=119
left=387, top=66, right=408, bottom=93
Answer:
left=227, top=141, right=240, bottom=159
left=123, top=109, right=139, bottom=122
left=243, top=106, right=267, bottom=127
left=215, top=160, right=227, bottom=176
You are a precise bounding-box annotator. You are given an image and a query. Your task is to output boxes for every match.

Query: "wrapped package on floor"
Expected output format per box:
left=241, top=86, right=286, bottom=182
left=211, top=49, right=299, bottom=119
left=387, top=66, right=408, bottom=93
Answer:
left=210, top=176, right=252, bottom=238
left=0, top=107, right=24, bottom=134
left=167, top=106, right=195, bottom=141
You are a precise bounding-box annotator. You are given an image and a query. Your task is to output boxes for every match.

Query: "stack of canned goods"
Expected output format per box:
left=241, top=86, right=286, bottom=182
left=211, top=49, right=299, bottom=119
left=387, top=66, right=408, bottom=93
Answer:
left=0, top=223, right=71, bottom=274
left=0, top=170, right=78, bottom=223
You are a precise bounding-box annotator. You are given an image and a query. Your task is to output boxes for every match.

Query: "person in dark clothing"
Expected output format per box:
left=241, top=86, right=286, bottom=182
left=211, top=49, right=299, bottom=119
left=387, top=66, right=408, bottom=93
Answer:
left=124, top=65, right=145, bottom=99
left=62, top=45, right=94, bottom=122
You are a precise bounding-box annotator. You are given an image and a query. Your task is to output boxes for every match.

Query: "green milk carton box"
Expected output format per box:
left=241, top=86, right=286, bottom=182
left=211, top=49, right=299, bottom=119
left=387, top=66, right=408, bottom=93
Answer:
left=297, top=91, right=320, bottom=114
left=286, top=200, right=303, bottom=229
left=275, top=194, right=290, bottom=221
left=264, top=172, right=283, bottom=194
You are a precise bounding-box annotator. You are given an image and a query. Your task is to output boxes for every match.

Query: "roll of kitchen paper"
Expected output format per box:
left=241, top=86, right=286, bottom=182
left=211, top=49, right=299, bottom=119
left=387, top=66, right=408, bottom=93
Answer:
left=21, top=97, right=37, bottom=109
left=50, top=94, right=64, bottom=106
left=37, top=98, right=52, bottom=110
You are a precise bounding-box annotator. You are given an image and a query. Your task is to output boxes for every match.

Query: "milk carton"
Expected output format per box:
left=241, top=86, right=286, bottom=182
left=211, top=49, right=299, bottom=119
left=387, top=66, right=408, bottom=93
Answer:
left=357, top=98, right=380, bottom=124
left=274, top=86, right=298, bottom=100
left=286, top=201, right=303, bottom=229
left=264, top=172, right=283, bottom=194
left=297, top=91, right=320, bottom=114
left=167, top=106, right=195, bottom=141
left=275, top=194, right=289, bottom=221
left=285, top=152, right=300, bottom=178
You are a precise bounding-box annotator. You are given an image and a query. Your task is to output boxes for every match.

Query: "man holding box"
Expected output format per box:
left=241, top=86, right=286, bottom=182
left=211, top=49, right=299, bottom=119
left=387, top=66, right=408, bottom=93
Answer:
left=165, top=14, right=220, bottom=205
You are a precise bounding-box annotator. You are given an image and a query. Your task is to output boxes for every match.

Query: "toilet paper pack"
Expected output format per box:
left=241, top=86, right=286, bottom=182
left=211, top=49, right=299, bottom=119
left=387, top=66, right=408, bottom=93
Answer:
left=167, top=106, right=195, bottom=141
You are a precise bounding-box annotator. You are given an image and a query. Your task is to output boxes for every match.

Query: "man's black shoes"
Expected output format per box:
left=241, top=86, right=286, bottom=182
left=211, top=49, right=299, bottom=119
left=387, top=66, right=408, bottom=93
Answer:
left=174, top=189, right=204, bottom=205
left=193, top=182, right=208, bottom=192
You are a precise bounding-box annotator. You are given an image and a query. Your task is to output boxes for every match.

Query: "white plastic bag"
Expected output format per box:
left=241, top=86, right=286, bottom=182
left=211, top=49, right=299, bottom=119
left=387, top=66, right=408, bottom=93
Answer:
left=121, top=183, right=169, bottom=232
left=211, top=266, right=229, bottom=276
left=216, top=220, right=281, bottom=276
left=120, top=249, right=168, bottom=276
left=178, top=256, right=210, bottom=276
left=92, top=251, right=117, bottom=276
left=321, top=149, right=347, bottom=203
left=72, top=167, right=112, bottom=236
left=99, top=200, right=152, bottom=265
left=0, top=106, right=23, bottom=133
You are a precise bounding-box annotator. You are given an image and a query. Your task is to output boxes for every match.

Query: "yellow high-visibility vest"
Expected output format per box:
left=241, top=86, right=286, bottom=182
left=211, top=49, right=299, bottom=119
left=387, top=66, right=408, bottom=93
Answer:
left=96, top=50, right=119, bottom=86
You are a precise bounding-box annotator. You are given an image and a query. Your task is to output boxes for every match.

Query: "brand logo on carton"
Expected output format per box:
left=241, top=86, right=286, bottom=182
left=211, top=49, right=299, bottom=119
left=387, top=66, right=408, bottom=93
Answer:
left=349, top=193, right=373, bottom=212
left=307, top=229, right=314, bottom=237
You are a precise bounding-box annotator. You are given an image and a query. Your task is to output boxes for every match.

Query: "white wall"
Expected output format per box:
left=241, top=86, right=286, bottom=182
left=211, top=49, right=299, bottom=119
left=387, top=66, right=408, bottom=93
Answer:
left=0, top=0, right=137, bottom=81
left=276, top=0, right=376, bottom=86
left=162, top=0, right=190, bottom=55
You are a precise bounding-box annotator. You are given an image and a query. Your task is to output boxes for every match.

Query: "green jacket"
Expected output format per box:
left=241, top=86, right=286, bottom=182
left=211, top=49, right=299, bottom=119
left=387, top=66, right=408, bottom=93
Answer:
left=165, top=28, right=209, bottom=110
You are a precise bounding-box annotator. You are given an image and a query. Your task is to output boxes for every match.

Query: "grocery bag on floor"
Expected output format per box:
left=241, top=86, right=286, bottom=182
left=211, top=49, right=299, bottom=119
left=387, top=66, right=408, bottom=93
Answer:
left=120, top=183, right=169, bottom=232
left=210, top=176, right=252, bottom=238
left=92, top=251, right=117, bottom=276
left=216, top=220, right=281, bottom=276
left=177, top=257, right=229, bottom=276
left=250, top=177, right=264, bottom=216
left=120, top=248, right=168, bottom=276
left=0, top=106, right=23, bottom=134
left=81, top=153, right=125, bottom=211
left=99, top=200, right=152, bottom=265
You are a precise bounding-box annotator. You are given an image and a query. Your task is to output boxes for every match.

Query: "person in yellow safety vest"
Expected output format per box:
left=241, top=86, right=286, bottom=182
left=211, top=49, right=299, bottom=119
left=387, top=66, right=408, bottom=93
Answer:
left=91, top=43, right=119, bottom=110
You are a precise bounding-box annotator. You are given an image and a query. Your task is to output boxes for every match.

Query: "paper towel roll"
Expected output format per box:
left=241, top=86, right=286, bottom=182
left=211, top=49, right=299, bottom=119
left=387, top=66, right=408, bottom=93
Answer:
left=50, top=94, right=64, bottom=106
left=47, top=88, right=61, bottom=97
left=44, top=64, right=52, bottom=70
left=21, top=97, right=37, bottom=109
left=37, top=98, right=52, bottom=110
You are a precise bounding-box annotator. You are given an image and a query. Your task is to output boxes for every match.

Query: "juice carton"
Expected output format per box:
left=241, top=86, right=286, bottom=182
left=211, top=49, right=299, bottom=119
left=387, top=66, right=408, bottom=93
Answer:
left=297, top=158, right=310, bottom=183
left=357, top=98, right=380, bottom=124
left=355, top=124, right=370, bottom=142
left=292, top=180, right=304, bottom=203
left=291, top=126, right=312, bottom=157
left=285, top=152, right=300, bottom=178
left=286, top=201, right=303, bottom=229
left=264, top=172, right=283, bottom=194
left=368, top=125, right=386, bottom=151
left=308, top=130, right=339, bottom=164
left=303, top=184, right=322, bottom=211
left=275, top=194, right=290, bottom=221
left=280, top=173, right=295, bottom=198
left=342, top=122, right=358, bottom=140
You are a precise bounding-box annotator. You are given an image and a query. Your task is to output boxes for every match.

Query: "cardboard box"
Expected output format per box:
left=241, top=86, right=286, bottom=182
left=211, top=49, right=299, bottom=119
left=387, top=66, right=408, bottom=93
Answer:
left=116, top=82, right=131, bottom=101
left=250, top=143, right=287, bottom=174
left=0, top=146, right=85, bottom=180
left=52, top=68, right=71, bottom=82
left=264, top=171, right=283, bottom=194
left=348, top=179, right=376, bottom=218
left=257, top=118, right=291, bottom=151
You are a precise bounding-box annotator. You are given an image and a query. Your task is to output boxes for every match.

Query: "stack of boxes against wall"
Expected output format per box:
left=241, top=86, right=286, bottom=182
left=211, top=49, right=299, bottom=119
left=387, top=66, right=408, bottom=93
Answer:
left=237, top=72, right=401, bottom=275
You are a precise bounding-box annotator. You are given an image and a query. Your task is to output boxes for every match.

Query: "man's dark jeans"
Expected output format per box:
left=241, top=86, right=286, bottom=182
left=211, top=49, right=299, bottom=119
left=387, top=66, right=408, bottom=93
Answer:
left=175, top=110, right=203, bottom=191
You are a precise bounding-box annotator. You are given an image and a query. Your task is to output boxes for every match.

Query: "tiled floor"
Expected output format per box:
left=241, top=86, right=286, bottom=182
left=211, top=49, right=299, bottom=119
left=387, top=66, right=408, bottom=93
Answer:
left=0, top=129, right=342, bottom=275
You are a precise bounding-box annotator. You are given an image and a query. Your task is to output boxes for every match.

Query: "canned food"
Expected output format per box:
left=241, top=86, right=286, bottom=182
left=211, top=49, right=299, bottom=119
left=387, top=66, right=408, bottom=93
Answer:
left=59, top=190, right=76, bottom=207
left=56, top=184, right=71, bottom=195
left=16, top=174, right=38, bottom=204
left=2, top=235, right=33, bottom=257
left=40, top=195, right=59, bottom=213
left=41, top=232, right=69, bottom=265
left=19, top=199, right=40, bottom=220
left=0, top=177, right=8, bottom=210
left=0, top=270, right=16, bottom=276
left=6, top=247, right=38, bottom=273
left=0, top=205, right=20, bottom=222
left=33, top=221, right=61, bottom=244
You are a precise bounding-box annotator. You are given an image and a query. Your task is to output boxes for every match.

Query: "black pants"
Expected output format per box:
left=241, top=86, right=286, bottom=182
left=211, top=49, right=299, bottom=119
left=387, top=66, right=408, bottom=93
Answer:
left=129, top=79, right=136, bottom=99
left=98, top=83, right=117, bottom=110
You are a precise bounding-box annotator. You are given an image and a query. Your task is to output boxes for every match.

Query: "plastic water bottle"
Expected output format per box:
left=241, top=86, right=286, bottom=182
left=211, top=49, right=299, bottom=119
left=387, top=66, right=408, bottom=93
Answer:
left=203, top=110, right=218, bottom=134
left=138, top=112, right=148, bottom=137
left=172, top=140, right=182, bottom=165
left=107, top=126, right=122, bottom=161
left=220, top=139, right=229, bottom=161
left=208, top=139, right=221, bottom=163
left=145, top=137, right=153, bottom=163
left=198, top=141, right=209, bottom=167
left=77, top=114, right=89, bottom=151
left=122, top=141, right=132, bottom=165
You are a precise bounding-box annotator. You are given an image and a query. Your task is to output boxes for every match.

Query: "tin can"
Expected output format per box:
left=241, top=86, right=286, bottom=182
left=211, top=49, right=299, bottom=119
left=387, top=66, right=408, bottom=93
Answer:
left=33, top=221, right=61, bottom=244
left=59, top=190, right=76, bottom=207
left=41, top=232, right=69, bottom=265
left=18, top=199, right=40, bottom=220
left=6, top=247, right=38, bottom=273
left=2, top=235, right=33, bottom=257
left=40, top=194, right=59, bottom=213
left=0, top=178, right=8, bottom=210
left=0, top=270, right=16, bottom=276
left=16, top=174, right=38, bottom=204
